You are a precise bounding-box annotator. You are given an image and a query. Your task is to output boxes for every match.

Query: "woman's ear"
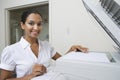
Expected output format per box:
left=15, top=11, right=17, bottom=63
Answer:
left=20, top=22, right=25, bottom=30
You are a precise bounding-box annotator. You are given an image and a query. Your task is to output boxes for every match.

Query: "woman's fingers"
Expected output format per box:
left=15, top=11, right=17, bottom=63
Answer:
left=76, top=45, right=88, bottom=53
left=32, top=64, right=47, bottom=77
left=67, top=45, right=89, bottom=53
left=42, top=65, right=47, bottom=73
left=81, top=47, right=88, bottom=53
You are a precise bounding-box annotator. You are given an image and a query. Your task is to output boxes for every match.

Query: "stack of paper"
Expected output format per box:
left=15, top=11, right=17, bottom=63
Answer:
left=61, top=52, right=110, bottom=63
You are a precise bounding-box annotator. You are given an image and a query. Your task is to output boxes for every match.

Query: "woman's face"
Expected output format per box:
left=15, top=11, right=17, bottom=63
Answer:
left=21, top=13, right=42, bottom=39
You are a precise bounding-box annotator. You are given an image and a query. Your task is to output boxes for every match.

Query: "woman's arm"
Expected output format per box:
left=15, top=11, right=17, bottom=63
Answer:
left=0, top=69, right=14, bottom=80
left=52, top=52, right=61, bottom=60
left=0, top=69, right=33, bottom=80
left=52, top=45, right=88, bottom=60
left=66, top=45, right=88, bottom=53
left=0, top=64, right=47, bottom=80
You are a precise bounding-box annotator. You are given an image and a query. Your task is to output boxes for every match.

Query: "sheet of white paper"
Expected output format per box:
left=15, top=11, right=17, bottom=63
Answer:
left=61, top=52, right=110, bottom=63
left=31, top=71, right=61, bottom=80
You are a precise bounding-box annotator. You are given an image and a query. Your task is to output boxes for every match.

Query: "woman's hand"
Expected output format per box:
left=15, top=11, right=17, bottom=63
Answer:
left=67, top=45, right=88, bottom=53
left=4, top=64, right=47, bottom=80
left=30, top=64, right=47, bottom=78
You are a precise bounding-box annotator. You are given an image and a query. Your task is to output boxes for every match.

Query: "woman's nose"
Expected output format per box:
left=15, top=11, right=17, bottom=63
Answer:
left=33, top=24, right=39, bottom=30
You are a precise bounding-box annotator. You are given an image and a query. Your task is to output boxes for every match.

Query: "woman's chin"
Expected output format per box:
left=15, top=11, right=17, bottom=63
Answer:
left=30, top=35, right=39, bottom=39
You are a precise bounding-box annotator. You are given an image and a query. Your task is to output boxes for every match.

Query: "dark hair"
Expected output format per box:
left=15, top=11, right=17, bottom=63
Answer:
left=21, top=9, right=42, bottom=24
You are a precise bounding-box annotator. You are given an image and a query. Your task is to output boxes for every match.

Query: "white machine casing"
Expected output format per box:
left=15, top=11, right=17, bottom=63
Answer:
left=54, top=52, right=120, bottom=80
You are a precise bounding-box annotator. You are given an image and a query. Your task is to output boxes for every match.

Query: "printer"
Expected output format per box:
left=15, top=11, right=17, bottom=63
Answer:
left=54, top=0, right=120, bottom=80
left=54, top=51, right=120, bottom=80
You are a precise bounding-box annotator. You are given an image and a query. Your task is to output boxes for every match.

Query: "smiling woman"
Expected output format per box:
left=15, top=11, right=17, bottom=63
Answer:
left=9, top=4, right=49, bottom=44
left=21, top=10, right=43, bottom=40
left=0, top=9, right=88, bottom=80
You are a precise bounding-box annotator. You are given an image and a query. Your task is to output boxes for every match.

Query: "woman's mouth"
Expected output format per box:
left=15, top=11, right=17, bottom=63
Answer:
left=31, top=31, right=39, bottom=35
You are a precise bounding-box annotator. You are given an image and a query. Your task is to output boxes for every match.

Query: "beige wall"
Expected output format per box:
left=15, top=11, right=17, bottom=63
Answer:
left=50, top=0, right=117, bottom=54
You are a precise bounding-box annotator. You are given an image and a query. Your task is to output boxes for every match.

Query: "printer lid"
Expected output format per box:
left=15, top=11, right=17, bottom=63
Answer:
left=82, top=0, right=120, bottom=49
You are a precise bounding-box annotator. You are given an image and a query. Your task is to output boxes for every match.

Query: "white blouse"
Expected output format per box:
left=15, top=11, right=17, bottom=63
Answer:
left=0, top=37, right=56, bottom=78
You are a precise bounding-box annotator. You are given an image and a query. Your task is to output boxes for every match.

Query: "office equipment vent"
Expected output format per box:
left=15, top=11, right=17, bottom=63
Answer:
left=100, top=0, right=120, bottom=28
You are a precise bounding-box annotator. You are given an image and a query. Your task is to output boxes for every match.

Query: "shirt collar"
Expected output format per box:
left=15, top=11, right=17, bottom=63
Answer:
left=20, top=37, right=41, bottom=49
left=20, top=37, right=30, bottom=49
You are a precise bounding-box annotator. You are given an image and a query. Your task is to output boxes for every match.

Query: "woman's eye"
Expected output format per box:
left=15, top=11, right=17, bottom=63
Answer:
left=37, top=23, right=41, bottom=26
left=29, top=22, right=34, bottom=26
left=37, top=22, right=43, bottom=26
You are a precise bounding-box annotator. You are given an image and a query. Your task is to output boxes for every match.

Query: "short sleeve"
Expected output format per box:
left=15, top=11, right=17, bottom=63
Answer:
left=0, top=46, right=16, bottom=71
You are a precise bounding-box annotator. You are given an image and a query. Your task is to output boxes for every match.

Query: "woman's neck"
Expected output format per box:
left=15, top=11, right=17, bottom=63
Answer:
left=24, top=36, right=38, bottom=45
